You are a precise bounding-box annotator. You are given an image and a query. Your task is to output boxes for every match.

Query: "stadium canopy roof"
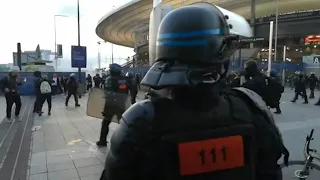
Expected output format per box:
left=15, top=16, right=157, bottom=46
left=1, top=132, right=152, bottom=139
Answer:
left=96, top=0, right=320, bottom=48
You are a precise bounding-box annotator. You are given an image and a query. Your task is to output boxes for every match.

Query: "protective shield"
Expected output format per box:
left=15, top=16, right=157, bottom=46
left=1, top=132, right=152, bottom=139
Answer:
left=215, top=5, right=253, bottom=37
left=86, top=88, right=105, bottom=119
left=86, top=88, right=131, bottom=120
left=104, top=91, right=131, bottom=113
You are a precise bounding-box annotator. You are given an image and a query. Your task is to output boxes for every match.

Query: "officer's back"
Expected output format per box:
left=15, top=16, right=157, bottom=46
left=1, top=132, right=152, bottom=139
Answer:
left=294, top=73, right=306, bottom=91
left=104, top=66, right=128, bottom=94
left=241, top=60, right=267, bottom=97
left=103, top=64, right=129, bottom=112
left=100, top=3, right=285, bottom=180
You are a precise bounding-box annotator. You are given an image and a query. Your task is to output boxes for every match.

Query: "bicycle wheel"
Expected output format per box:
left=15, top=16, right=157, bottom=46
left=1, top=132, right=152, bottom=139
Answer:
left=281, top=160, right=320, bottom=170
left=281, top=160, right=320, bottom=179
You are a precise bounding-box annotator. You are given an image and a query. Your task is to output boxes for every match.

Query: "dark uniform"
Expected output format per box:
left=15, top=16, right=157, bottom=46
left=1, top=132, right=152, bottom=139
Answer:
left=33, top=71, right=42, bottom=113
left=308, top=72, right=318, bottom=99
left=101, top=73, right=107, bottom=89
left=86, top=74, right=93, bottom=91
left=126, top=72, right=138, bottom=104
left=268, top=69, right=284, bottom=114
left=96, top=63, right=129, bottom=147
left=241, top=60, right=268, bottom=98
left=291, top=73, right=308, bottom=104
left=94, top=74, right=102, bottom=88
left=100, top=3, right=287, bottom=180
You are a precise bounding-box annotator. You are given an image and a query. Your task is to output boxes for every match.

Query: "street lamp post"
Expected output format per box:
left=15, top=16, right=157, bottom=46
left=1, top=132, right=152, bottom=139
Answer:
left=77, top=0, right=82, bottom=98
left=97, top=42, right=101, bottom=70
left=111, top=43, right=114, bottom=64
left=274, top=0, right=279, bottom=62
left=282, top=46, right=286, bottom=86
left=111, top=5, right=115, bottom=65
left=97, top=41, right=106, bottom=70
left=54, top=14, right=68, bottom=71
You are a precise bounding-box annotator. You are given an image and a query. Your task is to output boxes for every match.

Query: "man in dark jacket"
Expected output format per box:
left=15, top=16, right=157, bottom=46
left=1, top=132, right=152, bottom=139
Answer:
left=0, top=68, right=23, bottom=122
left=33, top=71, right=42, bottom=113
left=93, top=74, right=102, bottom=88
left=65, top=73, right=80, bottom=107
left=86, top=74, right=93, bottom=91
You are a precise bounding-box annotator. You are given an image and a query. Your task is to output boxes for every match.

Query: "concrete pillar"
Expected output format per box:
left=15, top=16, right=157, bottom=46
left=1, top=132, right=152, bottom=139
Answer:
left=250, top=0, right=256, bottom=48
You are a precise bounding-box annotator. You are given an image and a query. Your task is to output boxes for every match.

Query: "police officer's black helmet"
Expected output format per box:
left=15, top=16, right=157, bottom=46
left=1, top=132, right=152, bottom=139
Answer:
left=141, top=3, right=252, bottom=89
left=109, top=63, right=122, bottom=75
left=244, top=60, right=258, bottom=69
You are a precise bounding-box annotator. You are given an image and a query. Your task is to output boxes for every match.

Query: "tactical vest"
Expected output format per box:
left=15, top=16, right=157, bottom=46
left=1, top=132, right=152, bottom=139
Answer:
left=136, top=87, right=287, bottom=180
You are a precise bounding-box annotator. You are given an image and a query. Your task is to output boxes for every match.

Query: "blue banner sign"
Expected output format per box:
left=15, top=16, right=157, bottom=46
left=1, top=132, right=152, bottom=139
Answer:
left=71, top=46, right=87, bottom=68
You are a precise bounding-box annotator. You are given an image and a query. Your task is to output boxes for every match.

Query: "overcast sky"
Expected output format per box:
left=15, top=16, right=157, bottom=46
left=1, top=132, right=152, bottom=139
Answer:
left=0, top=0, right=134, bottom=70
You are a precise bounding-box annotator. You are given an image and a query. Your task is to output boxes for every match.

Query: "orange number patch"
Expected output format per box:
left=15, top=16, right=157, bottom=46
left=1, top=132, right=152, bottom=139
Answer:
left=119, top=84, right=127, bottom=89
left=178, top=135, right=244, bottom=176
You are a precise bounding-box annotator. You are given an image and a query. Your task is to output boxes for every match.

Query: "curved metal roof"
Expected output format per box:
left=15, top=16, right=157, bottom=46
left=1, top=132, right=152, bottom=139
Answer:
left=96, top=0, right=320, bottom=48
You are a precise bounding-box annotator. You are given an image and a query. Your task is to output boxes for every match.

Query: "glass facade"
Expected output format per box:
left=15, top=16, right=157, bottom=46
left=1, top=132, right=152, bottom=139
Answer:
left=134, top=29, right=149, bottom=66
left=252, top=36, right=320, bottom=64
left=132, top=10, right=320, bottom=68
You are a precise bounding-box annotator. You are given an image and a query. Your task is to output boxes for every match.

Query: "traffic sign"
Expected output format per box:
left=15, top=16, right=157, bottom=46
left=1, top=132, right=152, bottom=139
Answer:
left=71, top=46, right=87, bottom=68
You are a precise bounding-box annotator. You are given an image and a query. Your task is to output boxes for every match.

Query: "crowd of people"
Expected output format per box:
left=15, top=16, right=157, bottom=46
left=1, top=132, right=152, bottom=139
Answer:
left=85, top=72, right=140, bottom=104
left=0, top=69, right=83, bottom=121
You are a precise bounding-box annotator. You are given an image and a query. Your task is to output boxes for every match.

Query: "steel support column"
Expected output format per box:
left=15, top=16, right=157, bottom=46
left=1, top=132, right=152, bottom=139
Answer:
left=250, top=0, right=256, bottom=48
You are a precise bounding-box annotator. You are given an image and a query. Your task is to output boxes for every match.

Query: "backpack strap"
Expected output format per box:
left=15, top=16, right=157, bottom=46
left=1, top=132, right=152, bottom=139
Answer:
left=231, top=87, right=289, bottom=166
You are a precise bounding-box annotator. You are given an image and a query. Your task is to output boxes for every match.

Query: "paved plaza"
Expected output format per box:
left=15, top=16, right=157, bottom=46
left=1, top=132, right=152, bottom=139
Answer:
left=0, top=89, right=320, bottom=180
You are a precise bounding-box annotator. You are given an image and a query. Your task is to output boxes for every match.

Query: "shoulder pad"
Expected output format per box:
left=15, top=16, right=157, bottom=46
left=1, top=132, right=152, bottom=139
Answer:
left=232, top=87, right=266, bottom=107
left=121, top=99, right=155, bottom=125
left=231, top=87, right=276, bottom=125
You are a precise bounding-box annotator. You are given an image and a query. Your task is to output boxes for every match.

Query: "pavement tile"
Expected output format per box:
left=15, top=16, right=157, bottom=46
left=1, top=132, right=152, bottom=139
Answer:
left=77, top=164, right=104, bottom=177
left=48, top=169, right=79, bottom=180
left=46, top=154, right=72, bottom=164
left=31, top=155, right=47, bottom=166
left=73, top=157, right=101, bottom=168
left=32, top=143, right=46, bottom=153
left=29, top=173, right=47, bottom=180
left=46, top=149, right=72, bottom=156
left=30, top=165, right=48, bottom=175
left=80, top=174, right=101, bottom=180
left=70, top=151, right=96, bottom=160
left=47, top=161, right=75, bottom=172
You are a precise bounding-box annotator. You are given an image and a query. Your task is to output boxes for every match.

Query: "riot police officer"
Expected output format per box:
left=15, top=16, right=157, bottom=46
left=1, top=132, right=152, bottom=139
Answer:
left=269, top=69, right=284, bottom=114
left=241, top=60, right=267, bottom=97
left=291, top=72, right=308, bottom=104
left=100, top=3, right=287, bottom=180
left=308, top=72, right=318, bottom=99
left=125, top=72, right=138, bottom=104
left=96, top=63, right=129, bottom=147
